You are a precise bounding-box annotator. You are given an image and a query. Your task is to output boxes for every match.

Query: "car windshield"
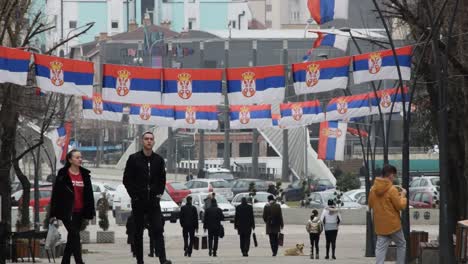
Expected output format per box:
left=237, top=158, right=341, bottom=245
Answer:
left=431, top=178, right=440, bottom=186
left=252, top=193, right=270, bottom=203
left=200, top=194, right=228, bottom=203
left=170, top=182, right=188, bottom=190
left=321, top=192, right=336, bottom=203
left=317, top=179, right=333, bottom=186
left=207, top=172, right=234, bottom=180
left=161, top=192, right=172, bottom=201
left=211, top=181, right=230, bottom=188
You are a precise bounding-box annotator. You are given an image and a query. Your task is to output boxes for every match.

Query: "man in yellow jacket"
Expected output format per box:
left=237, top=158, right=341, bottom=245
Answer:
left=369, top=164, right=407, bottom=264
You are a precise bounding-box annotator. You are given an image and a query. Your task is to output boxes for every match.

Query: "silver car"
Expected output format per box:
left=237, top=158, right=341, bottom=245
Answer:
left=307, top=191, right=362, bottom=209
left=185, top=179, right=234, bottom=200
left=181, top=193, right=235, bottom=221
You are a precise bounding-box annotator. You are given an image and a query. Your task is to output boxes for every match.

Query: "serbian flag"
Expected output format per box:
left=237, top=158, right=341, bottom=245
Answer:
left=308, top=0, right=349, bottom=25
left=227, top=65, right=285, bottom=105
left=318, top=121, right=347, bottom=161
left=293, top=57, right=350, bottom=94
left=173, top=105, right=218, bottom=129
left=82, top=93, right=123, bottom=122
left=230, top=104, right=272, bottom=129
left=312, top=32, right=349, bottom=51
left=162, top=68, right=223, bottom=105
left=272, top=114, right=281, bottom=128
left=46, top=122, right=72, bottom=169
left=353, top=46, right=413, bottom=84
left=128, top=104, right=174, bottom=126
left=280, top=100, right=324, bottom=128
left=0, top=46, right=30, bottom=86
left=326, top=93, right=371, bottom=121
left=102, top=64, right=162, bottom=104
left=34, top=54, right=93, bottom=96
left=369, top=87, right=410, bottom=115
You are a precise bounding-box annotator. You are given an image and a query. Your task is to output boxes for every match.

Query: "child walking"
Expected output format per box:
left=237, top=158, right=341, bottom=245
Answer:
left=306, top=209, right=323, bottom=259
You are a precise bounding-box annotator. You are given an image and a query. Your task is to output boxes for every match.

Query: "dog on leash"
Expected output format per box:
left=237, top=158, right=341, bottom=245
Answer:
left=284, top=243, right=305, bottom=256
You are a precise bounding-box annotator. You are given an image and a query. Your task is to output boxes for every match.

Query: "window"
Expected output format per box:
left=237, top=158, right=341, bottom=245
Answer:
left=267, top=144, right=279, bottom=156
left=199, top=182, right=208, bottom=188
left=111, top=21, right=119, bottom=29
left=230, top=20, right=236, bottom=29
left=419, top=179, right=428, bottom=187
left=217, top=143, right=232, bottom=158
left=430, top=178, right=440, bottom=186
left=69, top=20, right=77, bottom=28
left=266, top=4, right=272, bottom=12
left=171, top=182, right=188, bottom=190
left=239, top=143, right=252, bottom=157
left=92, top=185, right=101, bottom=192
left=421, top=193, right=431, bottom=204
left=410, top=179, right=420, bottom=188
left=185, top=181, right=193, bottom=188
left=211, top=181, right=230, bottom=188
left=188, top=18, right=196, bottom=30
left=413, top=193, right=422, bottom=202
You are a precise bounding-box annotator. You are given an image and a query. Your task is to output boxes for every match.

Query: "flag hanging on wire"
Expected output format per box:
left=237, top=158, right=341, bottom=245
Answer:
left=307, top=0, right=349, bottom=25
left=368, top=87, right=410, bottom=115
left=279, top=100, right=324, bottom=128
left=312, top=32, right=349, bottom=51
left=318, top=121, right=347, bottom=161
left=128, top=104, right=174, bottom=126
left=230, top=104, right=272, bottom=129
left=173, top=105, right=219, bottom=129
left=82, top=93, right=123, bottom=122
left=326, top=94, right=371, bottom=121
left=46, top=122, right=73, bottom=169
left=0, top=46, right=30, bottom=86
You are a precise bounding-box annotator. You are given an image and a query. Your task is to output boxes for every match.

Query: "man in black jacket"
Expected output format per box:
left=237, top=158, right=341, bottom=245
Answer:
left=179, top=196, right=199, bottom=257
left=123, top=131, right=171, bottom=264
left=263, top=195, right=284, bottom=257
left=234, top=197, right=255, bottom=257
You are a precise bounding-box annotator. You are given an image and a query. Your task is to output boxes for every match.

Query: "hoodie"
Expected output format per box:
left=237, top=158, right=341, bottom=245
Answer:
left=369, top=177, right=407, bottom=235
left=320, top=207, right=341, bottom=231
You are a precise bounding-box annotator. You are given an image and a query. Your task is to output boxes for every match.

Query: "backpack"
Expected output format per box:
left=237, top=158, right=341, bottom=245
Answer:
left=307, top=219, right=323, bottom=234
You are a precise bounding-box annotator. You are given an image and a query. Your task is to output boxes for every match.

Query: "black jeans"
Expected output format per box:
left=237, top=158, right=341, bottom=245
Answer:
left=132, top=199, right=166, bottom=264
left=208, top=230, right=219, bottom=254
left=309, top=233, right=320, bottom=255
left=62, top=212, right=83, bottom=264
left=239, top=232, right=251, bottom=255
left=325, top=230, right=338, bottom=257
left=182, top=228, right=195, bottom=255
left=268, top=233, right=279, bottom=255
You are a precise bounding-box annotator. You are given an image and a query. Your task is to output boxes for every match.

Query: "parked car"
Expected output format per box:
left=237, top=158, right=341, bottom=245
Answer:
left=202, top=168, right=235, bottom=182
left=357, top=195, right=367, bottom=206
left=231, top=192, right=289, bottom=209
left=166, top=182, right=191, bottom=204
left=310, top=178, right=335, bottom=192
left=281, top=180, right=307, bottom=201
left=185, top=179, right=234, bottom=200
left=306, top=191, right=361, bottom=209
left=409, top=190, right=438, bottom=209
left=344, top=189, right=366, bottom=202
left=13, top=187, right=52, bottom=213
left=181, top=193, right=235, bottom=221
left=112, top=184, right=180, bottom=223
left=409, top=176, right=440, bottom=196
left=92, top=181, right=116, bottom=208
left=230, top=179, right=269, bottom=196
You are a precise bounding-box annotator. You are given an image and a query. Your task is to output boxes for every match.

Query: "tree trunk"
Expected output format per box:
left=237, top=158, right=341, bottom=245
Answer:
left=13, top=158, right=30, bottom=227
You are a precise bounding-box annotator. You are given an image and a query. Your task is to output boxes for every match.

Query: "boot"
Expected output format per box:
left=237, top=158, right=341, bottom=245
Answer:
left=316, top=253, right=319, bottom=259
left=310, top=248, right=314, bottom=259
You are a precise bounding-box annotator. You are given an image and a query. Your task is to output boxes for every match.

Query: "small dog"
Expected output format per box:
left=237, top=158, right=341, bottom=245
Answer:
left=284, top=243, right=305, bottom=256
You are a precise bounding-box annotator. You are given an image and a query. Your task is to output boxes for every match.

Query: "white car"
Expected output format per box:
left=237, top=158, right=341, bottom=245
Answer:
left=181, top=193, right=235, bottom=221
left=185, top=179, right=234, bottom=200
left=409, top=176, right=440, bottom=196
left=307, top=191, right=362, bottom=209
left=112, top=184, right=180, bottom=224
left=344, top=189, right=366, bottom=202
left=92, top=181, right=116, bottom=208
left=231, top=192, right=290, bottom=209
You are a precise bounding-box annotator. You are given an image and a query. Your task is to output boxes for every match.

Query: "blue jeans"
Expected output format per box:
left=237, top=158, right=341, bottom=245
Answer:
left=375, top=229, right=406, bottom=264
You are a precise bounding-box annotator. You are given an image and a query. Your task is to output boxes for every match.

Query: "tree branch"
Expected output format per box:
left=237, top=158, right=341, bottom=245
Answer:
left=45, top=23, right=95, bottom=55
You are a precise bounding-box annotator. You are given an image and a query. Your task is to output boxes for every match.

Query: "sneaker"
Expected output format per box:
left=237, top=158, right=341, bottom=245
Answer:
left=316, top=254, right=319, bottom=259
left=325, top=255, right=329, bottom=259
left=332, top=255, right=336, bottom=260
left=213, top=252, right=217, bottom=257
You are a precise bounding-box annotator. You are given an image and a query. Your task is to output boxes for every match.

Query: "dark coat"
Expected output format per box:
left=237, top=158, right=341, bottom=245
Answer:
left=262, top=202, right=284, bottom=234
left=203, top=206, right=224, bottom=235
left=235, top=202, right=255, bottom=235
left=123, top=151, right=166, bottom=202
left=50, top=166, right=95, bottom=221
left=179, top=203, right=199, bottom=231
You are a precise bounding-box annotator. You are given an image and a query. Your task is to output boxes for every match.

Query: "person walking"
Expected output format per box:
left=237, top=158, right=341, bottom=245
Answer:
left=179, top=196, right=199, bottom=257
left=204, top=192, right=215, bottom=210
left=49, top=150, right=95, bottom=264
left=234, top=197, right=255, bottom=257
left=369, top=164, right=407, bottom=264
left=321, top=200, right=342, bottom=260
left=306, top=209, right=323, bottom=259
left=262, top=195, right=284, bottom=257
left=123, top=131, right=172, bottom=264
left=203, top=199, right=224, bottom=257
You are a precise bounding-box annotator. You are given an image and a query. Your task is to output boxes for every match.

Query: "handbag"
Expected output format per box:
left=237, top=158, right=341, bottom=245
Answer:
left=193, top=236, right=200, bottom=250
left=201, top=235, right=208, bottom=249
left=252, top=232, right=258, bottom=247
left=219, top=225, right=225, bottom=238
left=278, top=232, right=284, bottom=247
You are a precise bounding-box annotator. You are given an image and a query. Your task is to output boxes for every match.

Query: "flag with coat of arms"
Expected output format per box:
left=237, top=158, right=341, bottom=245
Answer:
left=82, top=93, right=123, bottom=122
left=128, top=104, right=174, bottom=126
left=0, top=46, right=30, bottom=86
left=46, top=122, right=73, bottom=169
left=326, top=94, right=371, bottom=121
left=368, top=87, right=409, bottom=115
left=173, top=105, right=218, bottom=129
left=230, top=104, right=272, bottom=129
left=279, top=100, right=324, bottom=128
left=318, top=121, right=348, bottom=161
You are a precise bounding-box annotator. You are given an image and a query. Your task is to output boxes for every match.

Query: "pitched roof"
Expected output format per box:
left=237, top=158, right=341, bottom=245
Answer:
left=110, top=25, right=179, bottom=41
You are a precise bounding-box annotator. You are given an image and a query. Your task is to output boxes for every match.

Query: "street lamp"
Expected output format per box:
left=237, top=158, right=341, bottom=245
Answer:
left=338, top=27, right=389, bottom=49
left=64, top=22, right=95, bottom=57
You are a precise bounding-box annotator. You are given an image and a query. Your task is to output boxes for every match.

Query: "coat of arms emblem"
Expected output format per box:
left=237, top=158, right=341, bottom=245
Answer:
left=50, top=61, right=64, bottom=86
left=337, top=98, right=348, bottom=115
left=241, top=71, right=256, bottom=98
left=185, top=106, right=196, bottom=124
left=116, top=69, right=131, bottom=96
left=177, top=72, right=192, bottom=99
left=368, top=52, right=382, bottom=74
left=56, top=137, right=65, bottom=148
left=292, top=103, right=303, bottom=121
left=139, top=104, right=152, bottom=120
left=306, top=64, right=320, bottom=87
left=380, top=92, right=392, bottom=108
left=92, top=94, right=104, bottom=115
left=239, top=106, right=251, bottom=124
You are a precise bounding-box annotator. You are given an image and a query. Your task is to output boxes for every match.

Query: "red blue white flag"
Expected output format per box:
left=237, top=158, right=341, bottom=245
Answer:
left=369, top=87, right=409, bottom=115
left=318, top=121, right=347, bottom=161
left=46, top=122, right=73, bottom=169
left=34, top=54, right=93, bottom=96
left=312, top=32, right=349, bottom=51
left=326, top=94, right=371, bottom=121
left=173, top=105, right=218, bottom=129
left=272, top=114, right=281, bottom=128
left=102, top=64, right=162, bottom=104
left=82, top=93, right=123, bottom=122
left=353, top=46, right=413, bottom=84
left=308, top=0, right=349, bottom=25
left=230, top=104, right=272, bottom=129
left=0, top=46, right=30, bottom=86
left=280, top=100, right=324, bottom=128
left=162, top=68, right=223, bottom=105
left=128, top=104, right=174, bottom=126
left=293, top=57, right=350, bottom=94
left=227, top=65, right=285, bottom=105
